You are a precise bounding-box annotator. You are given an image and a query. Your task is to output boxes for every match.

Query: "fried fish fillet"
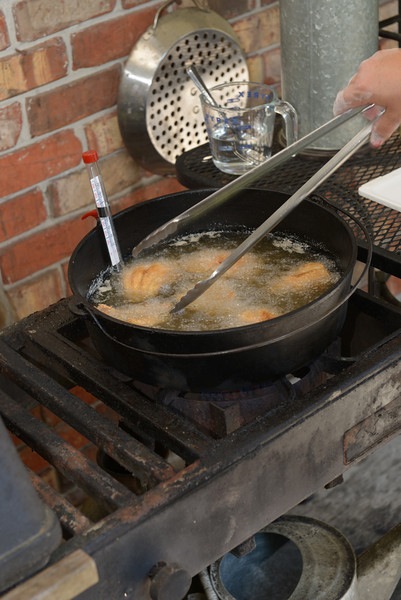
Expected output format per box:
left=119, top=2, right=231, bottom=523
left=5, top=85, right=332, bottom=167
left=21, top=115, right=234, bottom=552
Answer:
left=121, top=261, right=175, bottom=301
left=96, top=301, right=171, bottom=327
left=238, top=307, right=279, bottom=325
left=179, top=249, right=261, bottom=278
left=272, top=261, right=332, bottom=292
left=190, top=279, right=237, bottom=315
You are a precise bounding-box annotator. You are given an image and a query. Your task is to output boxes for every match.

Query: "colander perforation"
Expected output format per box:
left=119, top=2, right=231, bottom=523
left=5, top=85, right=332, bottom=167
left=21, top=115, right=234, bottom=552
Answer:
left=146, top=30, right=248, bottom=164
left=118, top=7, right=249, bottom=174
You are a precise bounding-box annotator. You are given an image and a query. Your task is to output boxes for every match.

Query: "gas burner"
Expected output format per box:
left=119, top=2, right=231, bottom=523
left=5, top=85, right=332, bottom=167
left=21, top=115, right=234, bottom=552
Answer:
left=133, top=342, right=345, bottom=437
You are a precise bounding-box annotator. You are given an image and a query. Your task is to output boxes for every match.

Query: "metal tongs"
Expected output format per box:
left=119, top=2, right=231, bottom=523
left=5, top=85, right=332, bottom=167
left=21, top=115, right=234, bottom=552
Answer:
left=132, top=105, right=376, bottom=312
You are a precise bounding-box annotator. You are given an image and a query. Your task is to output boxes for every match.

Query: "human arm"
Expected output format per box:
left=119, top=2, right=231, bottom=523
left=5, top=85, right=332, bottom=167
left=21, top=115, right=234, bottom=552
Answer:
left=333, top=48, right=401, bottom=147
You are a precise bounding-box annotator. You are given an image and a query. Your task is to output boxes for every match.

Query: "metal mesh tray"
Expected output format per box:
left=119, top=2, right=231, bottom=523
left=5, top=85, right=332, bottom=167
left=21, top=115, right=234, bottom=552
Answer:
left=175, top=132, right=401, bottom=274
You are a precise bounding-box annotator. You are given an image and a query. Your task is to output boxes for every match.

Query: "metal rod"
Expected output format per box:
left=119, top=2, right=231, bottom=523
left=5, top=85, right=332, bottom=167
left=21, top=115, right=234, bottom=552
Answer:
left=172, top=121, right=373, bottom=312
left=132, top=105, right=372, bottom=256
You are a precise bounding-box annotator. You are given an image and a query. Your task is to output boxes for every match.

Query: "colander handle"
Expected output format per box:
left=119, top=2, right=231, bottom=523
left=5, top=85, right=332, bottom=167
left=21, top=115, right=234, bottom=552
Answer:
left=152, top=0, right=209, bottom=29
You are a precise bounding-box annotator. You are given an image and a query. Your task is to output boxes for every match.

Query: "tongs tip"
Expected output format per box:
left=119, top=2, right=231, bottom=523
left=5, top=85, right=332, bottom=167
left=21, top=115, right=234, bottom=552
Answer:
left=170, top=279, right=211, bottom=313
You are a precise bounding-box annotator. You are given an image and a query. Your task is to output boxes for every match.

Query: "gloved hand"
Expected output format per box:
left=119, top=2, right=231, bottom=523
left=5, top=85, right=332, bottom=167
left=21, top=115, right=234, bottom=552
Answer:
left=333, top=48, right=401, bottom=147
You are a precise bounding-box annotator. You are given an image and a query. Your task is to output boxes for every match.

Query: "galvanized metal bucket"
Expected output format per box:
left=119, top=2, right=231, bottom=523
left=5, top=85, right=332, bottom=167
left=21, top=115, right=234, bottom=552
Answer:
left=280, top=0, right=379, bottom=153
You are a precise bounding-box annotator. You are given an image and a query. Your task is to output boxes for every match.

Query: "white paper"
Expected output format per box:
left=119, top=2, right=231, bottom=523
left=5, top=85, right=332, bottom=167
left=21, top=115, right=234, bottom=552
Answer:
left=358, top=167, right=401, bottom=212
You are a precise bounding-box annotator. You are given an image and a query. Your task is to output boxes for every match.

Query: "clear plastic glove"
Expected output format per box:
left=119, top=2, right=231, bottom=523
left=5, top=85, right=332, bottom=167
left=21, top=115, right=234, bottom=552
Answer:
left=333, top=48, right=401, bottom=148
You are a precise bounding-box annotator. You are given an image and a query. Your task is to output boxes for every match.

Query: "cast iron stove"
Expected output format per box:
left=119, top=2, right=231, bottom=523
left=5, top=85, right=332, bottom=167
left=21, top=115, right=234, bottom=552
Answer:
left=2, top=133, right=401, bottom=598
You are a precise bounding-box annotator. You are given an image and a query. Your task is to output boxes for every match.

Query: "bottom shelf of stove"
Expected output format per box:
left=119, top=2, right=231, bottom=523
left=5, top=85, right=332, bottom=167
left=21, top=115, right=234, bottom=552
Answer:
left=191, top=433, right=401, bottom=600
left=6, top=435, right=401, bottom=600
left=2, top=289, right=401, bottom=599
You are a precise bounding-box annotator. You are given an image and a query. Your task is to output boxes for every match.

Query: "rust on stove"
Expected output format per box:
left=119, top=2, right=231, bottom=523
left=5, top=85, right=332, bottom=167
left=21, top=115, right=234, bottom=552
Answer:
left=230, top=536, right=257, bottom=557
left=209, top=402, right=242, bottom=436
left=30, top=471, right=93, bottom=536
left=344, top=394, right=401, bottom=464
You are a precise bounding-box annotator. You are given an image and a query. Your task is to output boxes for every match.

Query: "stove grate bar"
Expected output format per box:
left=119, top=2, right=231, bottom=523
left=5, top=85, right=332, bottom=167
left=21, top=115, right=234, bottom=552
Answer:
left=0, top=389, right=136, bottom=513
left=16, top=320, right=213, bottom=461
left=0, top=337, right=176, bottom=486
left=29, top=469, right=93, bottom=537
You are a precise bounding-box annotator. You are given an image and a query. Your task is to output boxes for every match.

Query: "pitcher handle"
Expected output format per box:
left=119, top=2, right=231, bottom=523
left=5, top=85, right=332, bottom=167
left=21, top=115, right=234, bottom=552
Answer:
left=274, top=100, right=298, bottom=146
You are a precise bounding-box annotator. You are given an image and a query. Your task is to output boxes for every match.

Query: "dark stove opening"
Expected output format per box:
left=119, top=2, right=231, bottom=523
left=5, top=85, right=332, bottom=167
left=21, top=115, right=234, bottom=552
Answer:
left=339, top=289, right=401, bottom=357
left=217, top=532, right=303, bottom=600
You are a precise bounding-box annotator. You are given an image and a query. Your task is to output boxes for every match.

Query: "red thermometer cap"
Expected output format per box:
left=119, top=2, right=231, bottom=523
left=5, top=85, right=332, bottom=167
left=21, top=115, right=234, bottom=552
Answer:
left=82, top=150, right=99, bottom=164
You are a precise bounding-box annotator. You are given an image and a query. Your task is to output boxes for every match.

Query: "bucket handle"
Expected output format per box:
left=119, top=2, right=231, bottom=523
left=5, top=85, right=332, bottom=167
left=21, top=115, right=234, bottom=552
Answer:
left=152, top=0, right=209, bottom=30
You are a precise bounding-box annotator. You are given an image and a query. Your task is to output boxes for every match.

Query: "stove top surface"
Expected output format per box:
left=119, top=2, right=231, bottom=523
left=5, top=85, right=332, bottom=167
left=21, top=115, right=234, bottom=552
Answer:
left=1, top=287, right=401, bottom=598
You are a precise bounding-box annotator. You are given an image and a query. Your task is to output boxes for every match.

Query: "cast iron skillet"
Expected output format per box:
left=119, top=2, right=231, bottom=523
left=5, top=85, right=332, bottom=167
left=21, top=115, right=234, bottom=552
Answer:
left=68, top=188, right=362, bottom=392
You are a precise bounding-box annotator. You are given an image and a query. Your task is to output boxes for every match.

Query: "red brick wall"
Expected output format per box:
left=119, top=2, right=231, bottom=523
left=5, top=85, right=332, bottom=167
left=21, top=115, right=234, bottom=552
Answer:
left=0, top=0, right=396, bottom=323
left=0, top=0, right=283, bottom=322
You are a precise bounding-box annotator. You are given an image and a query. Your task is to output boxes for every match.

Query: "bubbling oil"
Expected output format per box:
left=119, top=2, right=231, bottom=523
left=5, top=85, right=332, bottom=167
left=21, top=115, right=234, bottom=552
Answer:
left=89, top=229, right=341, bottom=331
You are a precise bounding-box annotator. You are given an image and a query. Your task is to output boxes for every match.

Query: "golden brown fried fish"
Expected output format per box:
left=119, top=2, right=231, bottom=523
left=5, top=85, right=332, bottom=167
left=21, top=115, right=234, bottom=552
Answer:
left=272, top=262, right=332, bottom=292
left=121, top=261, right=175, bottom=301
left=190, top=279, right=237, bottom=315
left=238, top=307, right=279, bottom=325
left=179, top=249, right=261, bottom=278
left=96, top=301, right=172, bottom=327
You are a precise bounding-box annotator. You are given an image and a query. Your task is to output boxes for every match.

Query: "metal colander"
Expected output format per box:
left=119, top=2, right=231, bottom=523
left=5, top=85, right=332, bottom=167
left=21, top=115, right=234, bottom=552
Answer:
left=117, top=0, right=249, bottom=176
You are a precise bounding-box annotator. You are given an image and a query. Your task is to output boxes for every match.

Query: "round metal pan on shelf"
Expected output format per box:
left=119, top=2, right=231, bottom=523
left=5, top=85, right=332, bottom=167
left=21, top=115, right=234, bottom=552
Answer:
left=117, top=0, right=248, bottom=175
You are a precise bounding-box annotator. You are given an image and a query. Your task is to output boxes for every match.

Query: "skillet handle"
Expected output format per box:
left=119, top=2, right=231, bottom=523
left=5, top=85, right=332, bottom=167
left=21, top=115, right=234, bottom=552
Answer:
left=68, top=296, right=92, bottom=319
left=68, top=298, right=124, bottom=342
left=69, top=300, right=147, bottom=353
